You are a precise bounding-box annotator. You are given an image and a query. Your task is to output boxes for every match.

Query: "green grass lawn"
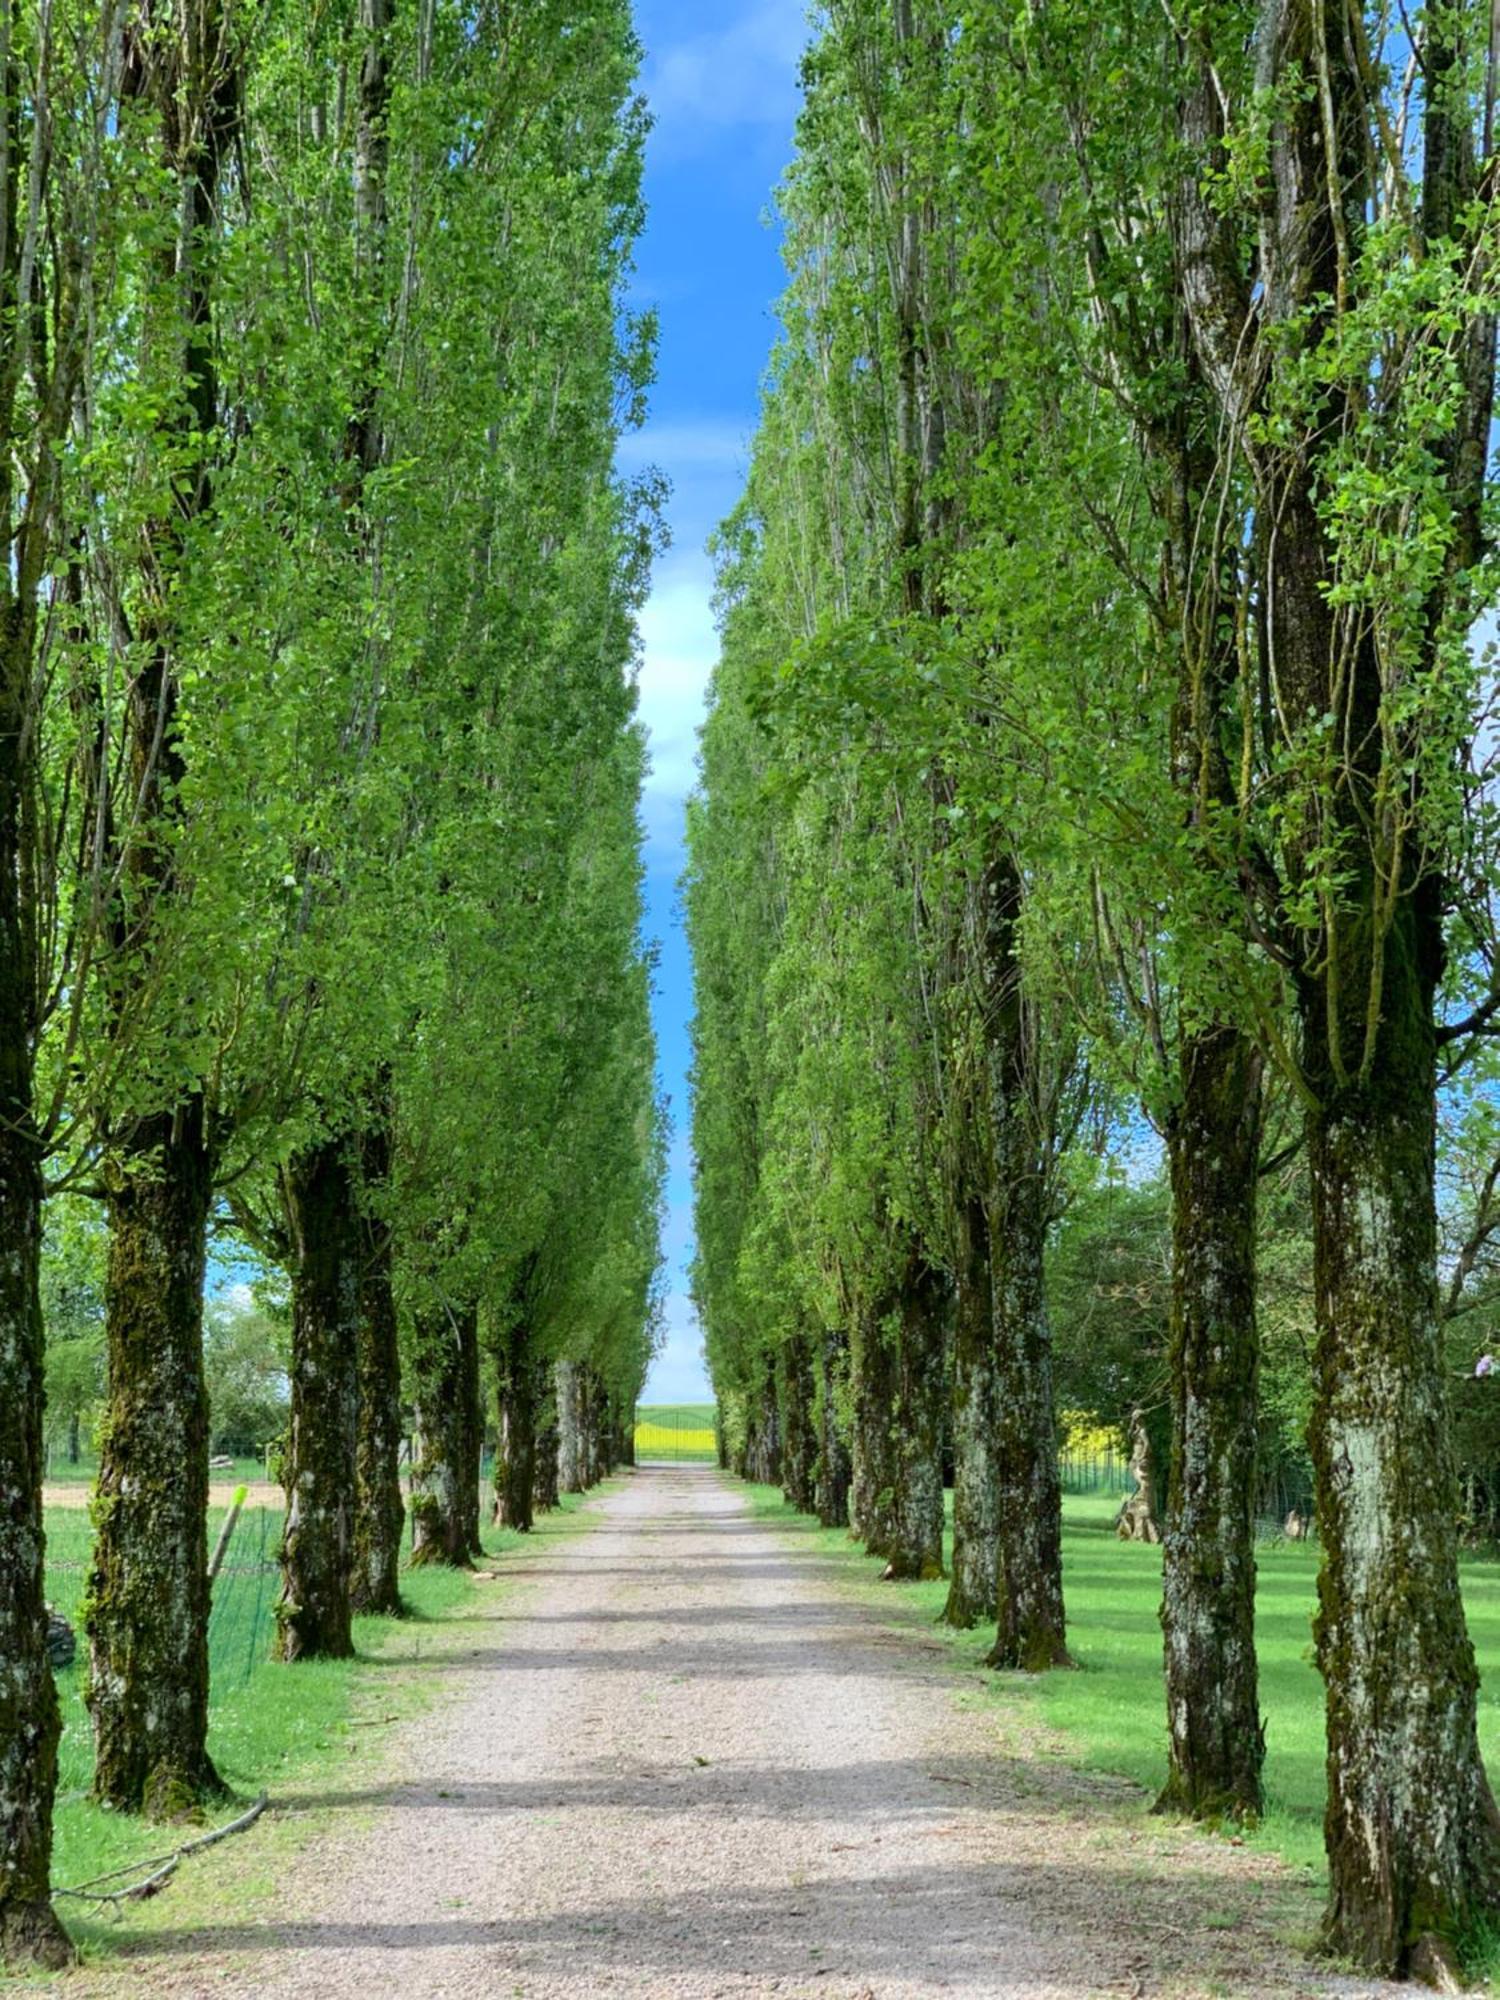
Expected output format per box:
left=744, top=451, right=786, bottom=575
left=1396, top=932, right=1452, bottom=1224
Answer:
left=40, top=1488, right=596, bottom=1962
left=745, top=1481, right=1500, bottom=1897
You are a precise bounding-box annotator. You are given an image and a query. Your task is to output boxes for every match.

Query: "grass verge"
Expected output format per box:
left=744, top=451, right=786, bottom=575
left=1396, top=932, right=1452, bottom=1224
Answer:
left=741, top=1482, right=1500, bottom=1905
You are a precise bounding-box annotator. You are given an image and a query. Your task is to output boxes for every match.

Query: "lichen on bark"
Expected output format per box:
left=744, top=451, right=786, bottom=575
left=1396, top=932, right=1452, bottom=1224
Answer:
left=881, top=1251, right=946, bottom=1583
left=1157, top=1025, right=1264, bottom=1823
left=350, top=1116, right=403, bottom=1618
left=88, top=1113, right=222, bottom=1816
left=0, top=1104, right=72, bottom=1965
left=945, top=1199, right=999, bottom=1627
left=410, top=1300, right=482, bottom=1566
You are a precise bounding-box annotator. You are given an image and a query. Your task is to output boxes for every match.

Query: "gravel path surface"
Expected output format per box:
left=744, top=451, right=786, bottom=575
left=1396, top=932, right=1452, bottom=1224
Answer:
left=73, top=1465, right=1401, bottom=1999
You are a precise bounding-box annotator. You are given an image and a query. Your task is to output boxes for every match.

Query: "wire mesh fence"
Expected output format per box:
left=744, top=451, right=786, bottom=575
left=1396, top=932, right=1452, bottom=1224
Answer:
left=1057, top=1448, right=1130, bottom=1495
left=633, top=1406, right=718, bottom=1463
left=44, top=1503, right=284, bottom=1696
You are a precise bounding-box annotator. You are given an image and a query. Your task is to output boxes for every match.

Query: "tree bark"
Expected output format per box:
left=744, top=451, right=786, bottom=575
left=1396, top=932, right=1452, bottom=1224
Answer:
left=556, top=1361, right=586, bottom=1492
left=981, top=851, right=1069, bottom=1671
left=1158, top=1026, right=1264, bottom=1821
left=0, top=1009, right=69, bottom=1963
left=815, top=1327, right=853, bottom=1528
left=1306, top=903, right=1500, bottom=1973
left=495, top=1324, right=539, bottom=1532
left=1241, top=4, right=1500, bottom=1940
left=850, top=1311, right=898, bottom=1555
left=745, top=1360, right=782, bottom=1485
left=779, top=1333, right=817, bottom=1512
left=883, top=1252, right=946, bottom=1582
left=350, top=1120, right=402, bottom=1616
left=276, top=1138, right=361, bottom=1662
left=987, top=1127, right=1070, bottom=1670
left=89, top=1111, right=221, bottom=1814
left=410, top=1303, right=482, bottom=1565
left=535, top=1408, right=561, bottom=1510
left=945, top=1198, right=999, bottom=1627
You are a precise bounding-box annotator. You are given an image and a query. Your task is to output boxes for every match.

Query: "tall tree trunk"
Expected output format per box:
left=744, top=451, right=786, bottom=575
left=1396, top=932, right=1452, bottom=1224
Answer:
left=595, top=1385, right=619, bottom=1476
left=89, top=0, right=240, bottom=1817
left=850, top=1312, right=898, bottom=1554
left=350, top=1119, right=402, bottom=1617
left=556, top=1361, right=586, bottom=1492
left=745, top=1360, right=781, bottom=1485
left=815, top=1328, right=853, bottom=1528
left=66, top=1414, right=80, bottom=1465
left=411, top=1303, right=481, bottom=1565
left=945, top=1198, right=999, bottom=1627
left=988, top=1155, right=1069, bottom=1669
left=0, top=0, right=87, bottom=1944
left=276, top=1138, right=360, bottom=1661
left=983, top=853, right=1069, bottom=1671
left=495, top=1325, right=538, bottom=1531
left=1307, top=896, right=1500, bottom=1973
left=883, top=1252, right=946, bottom=1582
left=779, top=1333, right=817, bottom=1512
left=968, top=1118, right=1068, bottom=1679
left=89, top=1111, right=220, bottom=1814
left=535, top=1407, right=560, bottom=1510
left=578, top=1367, right=601, bottom=1485
left=0, top=995, right=69, bottom=1962
left=1158, top=1026, right=1264, bottom=1820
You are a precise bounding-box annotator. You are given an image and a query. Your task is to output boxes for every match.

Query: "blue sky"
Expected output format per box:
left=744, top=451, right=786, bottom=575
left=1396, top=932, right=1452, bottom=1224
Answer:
left=621, top=0, right=806, bottom=1404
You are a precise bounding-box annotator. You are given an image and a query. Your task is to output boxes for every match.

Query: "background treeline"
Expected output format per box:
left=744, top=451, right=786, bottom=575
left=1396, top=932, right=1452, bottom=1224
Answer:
left=0, top=0, right=663, bottom=1971
left=688, top=0, right=1500, bottom=1980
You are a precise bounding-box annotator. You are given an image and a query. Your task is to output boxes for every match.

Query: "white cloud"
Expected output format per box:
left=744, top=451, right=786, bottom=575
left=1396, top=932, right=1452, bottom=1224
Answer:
left=644, top=1288, right=711, bottom=1402
left=617, top=420, right=751, bottom=475
left=635, top=551, right=719, bottom=853
left=644, top=0, right=809, bottom=140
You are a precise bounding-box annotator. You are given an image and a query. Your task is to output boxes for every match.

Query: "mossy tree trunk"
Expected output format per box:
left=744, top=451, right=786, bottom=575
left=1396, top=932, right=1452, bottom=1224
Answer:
left=411, top=1303, right=482, bottom=1565
left=350, top=1119, right=402, bottom=1617
left=276, top=1137, right=360, bottom=1662
left=1305, top=904, right=1500, bottom=1974
left=496, top=1323, right=539, bottom=1532
left=850, top=1309, right=898, bottom=1555
left=89, top=1111, right=221, bottom=1814
left=1158, top=1025, right=1264, bottom=1822
left=944, top=1197, right=999, bottom=1627
left=89, top=0, right=239, bottom=1820
left=779, top=1332, right=817, bottom=1512
left=556, top=1361, right=586, bottom=1492
left=1168, top=0, right=1500, bottom=1958
left=987, top=1152, right=1069, bottom=1670
left=0, top=199, right=75, bottom=1950
left=982, top=853, right=1069, bottom=1671
left=0, top=997, right=69, bottom=1964
left=815, top=1327, right=852, bottom=1528
left=744, top=1358, right=782, bottom=1485
left=535, top=1408, right=561, bottom=1511
left=883, top=1251, right=946, bottom=1582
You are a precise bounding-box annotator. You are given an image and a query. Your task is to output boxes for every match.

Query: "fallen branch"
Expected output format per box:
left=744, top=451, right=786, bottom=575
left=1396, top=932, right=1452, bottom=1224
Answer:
left=55, top=1794, right=269, bottom=1913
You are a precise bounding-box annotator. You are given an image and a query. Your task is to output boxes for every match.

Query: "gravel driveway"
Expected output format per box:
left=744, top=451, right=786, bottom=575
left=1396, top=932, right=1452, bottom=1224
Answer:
left=70, top=1465, right=1402, bottom=1999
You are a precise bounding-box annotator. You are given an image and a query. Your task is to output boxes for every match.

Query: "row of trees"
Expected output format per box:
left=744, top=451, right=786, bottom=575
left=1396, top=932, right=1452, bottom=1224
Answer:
left=688, top=0, right=1500, bottom=1981
left=0, top=0, right=662, bottom=1971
